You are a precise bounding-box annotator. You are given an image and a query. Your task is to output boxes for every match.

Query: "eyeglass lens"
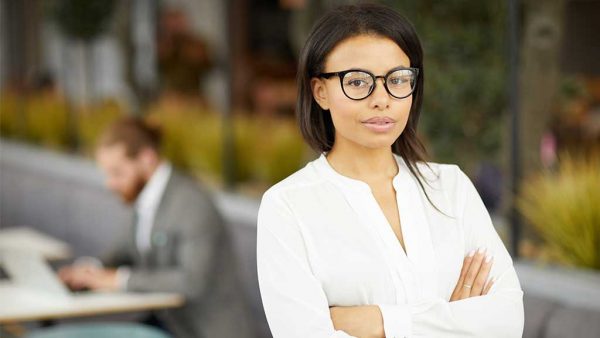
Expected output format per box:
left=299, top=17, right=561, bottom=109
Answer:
left=342, top=69, right=416, bottom=100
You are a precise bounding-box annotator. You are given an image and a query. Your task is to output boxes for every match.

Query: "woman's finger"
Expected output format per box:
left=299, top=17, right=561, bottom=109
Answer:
left=459, top=247, right=487, bottom=299
left=450, top=250, right=475, bottom=301
left=482, top=277, right=495, bottom=295
left=470, top=252, right=493, bottom=297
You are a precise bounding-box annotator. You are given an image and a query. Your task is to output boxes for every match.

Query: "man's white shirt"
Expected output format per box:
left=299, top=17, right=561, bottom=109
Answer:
left=117, top=161, right=172, bottom=289
left=135, top=162, right=172, bottom=254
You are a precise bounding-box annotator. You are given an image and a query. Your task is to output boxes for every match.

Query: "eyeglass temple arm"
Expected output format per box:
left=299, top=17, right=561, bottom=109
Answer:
left=317, top=72, right=338, bottom=79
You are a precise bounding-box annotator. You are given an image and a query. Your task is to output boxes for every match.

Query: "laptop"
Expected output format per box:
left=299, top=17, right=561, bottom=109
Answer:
left=0, top=249, right=71, bottom=297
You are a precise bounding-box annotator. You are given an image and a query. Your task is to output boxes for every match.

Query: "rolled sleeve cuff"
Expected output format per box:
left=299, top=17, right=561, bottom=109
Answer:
left=116, top=266, right=131, bottom=291
left=377, top=304, right=412, bottom=338
left=74, top=256, right=104, bottom=268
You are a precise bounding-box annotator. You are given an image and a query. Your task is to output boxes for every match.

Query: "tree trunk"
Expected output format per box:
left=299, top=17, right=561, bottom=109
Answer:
left=519, top=0, right=567, bottom=179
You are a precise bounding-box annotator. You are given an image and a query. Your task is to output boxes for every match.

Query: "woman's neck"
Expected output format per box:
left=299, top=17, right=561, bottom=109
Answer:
left=326, top=141, right=398, bottom=183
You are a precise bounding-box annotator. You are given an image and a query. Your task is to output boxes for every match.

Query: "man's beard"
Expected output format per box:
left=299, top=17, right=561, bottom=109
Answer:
left=119, top=175, right=147, bottom=204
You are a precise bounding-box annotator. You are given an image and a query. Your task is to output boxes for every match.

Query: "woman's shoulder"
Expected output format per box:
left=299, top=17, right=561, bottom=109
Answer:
left=402, top=157, right=475, bottom=199
left=403, top=157, right=466, bottom=186
left=261, top=158, right=325, bottom=201
left=403, top=159, right=478, bottom=217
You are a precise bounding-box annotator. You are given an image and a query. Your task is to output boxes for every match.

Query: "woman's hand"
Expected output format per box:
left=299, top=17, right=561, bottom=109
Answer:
left=450, top=247, right=495, bottom=302
left=330, top=305, right=384, bottom=338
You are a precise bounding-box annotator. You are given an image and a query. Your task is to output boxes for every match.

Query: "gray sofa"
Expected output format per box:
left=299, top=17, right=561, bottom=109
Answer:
left=2, top=139, right=599, bottom=338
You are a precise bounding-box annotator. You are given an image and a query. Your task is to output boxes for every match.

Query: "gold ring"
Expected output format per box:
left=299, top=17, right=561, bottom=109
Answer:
left=463, top=284, right=472, bottom=289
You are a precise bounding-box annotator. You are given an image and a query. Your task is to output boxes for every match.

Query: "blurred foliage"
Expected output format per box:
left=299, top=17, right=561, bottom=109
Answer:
left=518, top=154, right=600, bottom=270
left=0, top=92, right=120, bottom=153
left=382, top=0, right=507, bottom=169
left=78, top=102, right=123, bottom=154
left=1, top=92, right=70, bottom=150
left=49, top=0, right=116, bottom=41
left=553, top=76, right=600, bottom=158
left=146, top=100, right=306, bottom=190
left=0, top=93, right=306, bottom=193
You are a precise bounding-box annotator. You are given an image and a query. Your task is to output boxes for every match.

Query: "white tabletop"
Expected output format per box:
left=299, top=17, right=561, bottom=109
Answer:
left=0, top=227, right=72, bottom=261
left=0, top=282, right=185, bottom=323
left=0, top=227, right=184, bottom=323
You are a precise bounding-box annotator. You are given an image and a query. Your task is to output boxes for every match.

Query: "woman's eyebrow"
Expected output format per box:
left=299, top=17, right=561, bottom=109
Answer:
left=358, top=65, right=413, bottom=73
left=370, top=64, right=412, bottom=71
left=339, top=65, right=400, bottom=70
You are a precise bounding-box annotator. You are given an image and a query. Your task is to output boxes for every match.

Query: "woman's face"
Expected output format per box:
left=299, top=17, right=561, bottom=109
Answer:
left=311, top=34, right=413, bottom=152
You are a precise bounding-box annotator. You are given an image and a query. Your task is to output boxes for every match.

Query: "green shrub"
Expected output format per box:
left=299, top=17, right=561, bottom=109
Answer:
left=0, top=93, right=22, bottom=138
left=149, top=108, right=307, bottom=189
left=78, top=100, right=123, bottom=155
left=0, top=93, right=70, bottom=150
left=518, top=155, right=600, bottom=269
left=147, top=105, right=224, bottom=182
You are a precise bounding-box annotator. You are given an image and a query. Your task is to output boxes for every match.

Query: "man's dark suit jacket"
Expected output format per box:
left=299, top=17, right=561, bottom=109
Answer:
left=104, top=169, right=254, bottom=338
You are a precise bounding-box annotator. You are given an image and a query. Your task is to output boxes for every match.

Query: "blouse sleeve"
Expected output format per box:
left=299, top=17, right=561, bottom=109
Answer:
left=257, top=190, right=356, bottom=338
left=378, top=167, right=524, bottom=337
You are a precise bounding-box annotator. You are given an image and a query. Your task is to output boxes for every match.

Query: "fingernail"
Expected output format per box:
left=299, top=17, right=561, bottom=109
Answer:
left=468, top=249, right=475, bottom=257
left=478, top=246, right=487, bottom=254
left=485, top=254, right=493, bottom=263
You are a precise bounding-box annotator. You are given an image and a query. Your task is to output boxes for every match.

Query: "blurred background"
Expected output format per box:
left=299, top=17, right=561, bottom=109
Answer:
left=1, top=0, right=599, bottom=337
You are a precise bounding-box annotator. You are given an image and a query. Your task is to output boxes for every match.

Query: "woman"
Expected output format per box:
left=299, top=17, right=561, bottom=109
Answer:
left=257, top=4, right=524, bottom=338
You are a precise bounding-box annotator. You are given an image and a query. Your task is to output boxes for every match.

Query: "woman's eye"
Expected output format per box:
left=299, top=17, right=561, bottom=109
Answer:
left=389, top=76, right=409, bottom=85
left=346, top=79, right=369, bottom=87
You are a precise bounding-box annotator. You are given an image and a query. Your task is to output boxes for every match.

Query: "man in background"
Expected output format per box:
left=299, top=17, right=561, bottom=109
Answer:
left=59, top=117, right=253, bottom=338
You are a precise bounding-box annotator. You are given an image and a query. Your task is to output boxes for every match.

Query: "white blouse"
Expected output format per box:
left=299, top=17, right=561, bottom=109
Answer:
left=257, top=154, right=524, bottom=338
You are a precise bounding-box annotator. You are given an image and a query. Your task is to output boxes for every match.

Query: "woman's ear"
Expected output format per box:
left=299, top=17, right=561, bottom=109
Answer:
left=311, top=78, right=330, bottom=110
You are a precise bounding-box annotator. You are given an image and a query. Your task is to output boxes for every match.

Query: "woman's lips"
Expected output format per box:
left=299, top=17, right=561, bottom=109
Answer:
left=361, top=116, right=396, bottom=133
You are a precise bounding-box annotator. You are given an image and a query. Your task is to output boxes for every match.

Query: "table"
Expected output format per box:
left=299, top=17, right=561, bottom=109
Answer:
left=0, top=282, right=185, bottom=323
left=0, top=227, right=185, bottom=323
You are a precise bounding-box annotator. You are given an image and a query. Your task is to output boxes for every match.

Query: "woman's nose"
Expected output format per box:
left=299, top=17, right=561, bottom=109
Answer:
left=369, top=78, right=391, bottom=109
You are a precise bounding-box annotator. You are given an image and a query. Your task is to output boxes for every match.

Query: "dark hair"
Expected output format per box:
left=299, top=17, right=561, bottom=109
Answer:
left=297, top=3, right=442, bottom=210
left=97, top=117, right=162, bottom=158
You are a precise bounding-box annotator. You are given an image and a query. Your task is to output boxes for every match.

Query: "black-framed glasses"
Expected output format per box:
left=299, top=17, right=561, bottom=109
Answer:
left=318, top=67, right=419, bottom=100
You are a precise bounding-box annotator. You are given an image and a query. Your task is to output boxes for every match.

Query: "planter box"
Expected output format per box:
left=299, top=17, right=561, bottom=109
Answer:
left=516, top=261, right=600, bottom=338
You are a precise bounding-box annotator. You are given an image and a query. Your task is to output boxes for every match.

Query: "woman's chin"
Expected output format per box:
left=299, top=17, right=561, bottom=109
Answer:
left=335, top=130, right=402, bottom=152
left=362, top=133, right=402, bottom=149
left=356, top=138, right=398, bottom=151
